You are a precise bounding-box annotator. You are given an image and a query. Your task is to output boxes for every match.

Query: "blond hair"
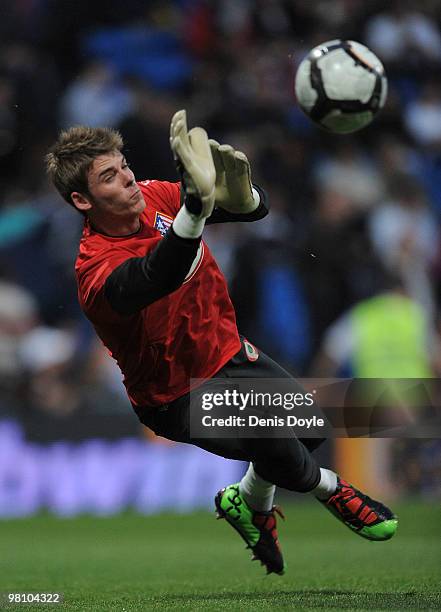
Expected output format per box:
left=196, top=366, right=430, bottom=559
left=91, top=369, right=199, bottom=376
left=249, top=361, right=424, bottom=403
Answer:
left=45, top=126, right=124, bottom=210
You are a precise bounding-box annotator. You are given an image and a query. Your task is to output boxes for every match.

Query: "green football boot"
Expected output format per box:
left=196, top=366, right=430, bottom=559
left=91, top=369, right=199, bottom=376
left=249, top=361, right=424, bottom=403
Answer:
left=320, top=476, right=398, bottom=541
left=215, top=483, right=285, bottom=575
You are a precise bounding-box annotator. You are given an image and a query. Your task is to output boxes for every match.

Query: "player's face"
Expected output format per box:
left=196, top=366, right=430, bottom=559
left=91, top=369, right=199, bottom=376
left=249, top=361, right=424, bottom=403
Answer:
left=85, top=152, right=145, bottom=218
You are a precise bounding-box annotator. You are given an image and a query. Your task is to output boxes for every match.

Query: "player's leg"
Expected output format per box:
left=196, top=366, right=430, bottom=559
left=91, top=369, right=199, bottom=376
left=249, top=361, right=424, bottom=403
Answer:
left=136, top=396, right=288, bottom=574
left=214, top=463, right=285, bottom=574
left=145, top=343, right=322, bottom=574
left=212, top=340, right=397, bottom=547
left=138, top=393, right=396, bottom=575
left=136, top=339, right=397, bottom=574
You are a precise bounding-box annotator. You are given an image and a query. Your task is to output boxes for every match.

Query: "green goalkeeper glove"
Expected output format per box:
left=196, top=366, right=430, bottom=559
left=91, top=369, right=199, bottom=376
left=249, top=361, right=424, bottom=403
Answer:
left=170, top=109, right=216, bottom=218
left=208, top=139, right=258, bottom=214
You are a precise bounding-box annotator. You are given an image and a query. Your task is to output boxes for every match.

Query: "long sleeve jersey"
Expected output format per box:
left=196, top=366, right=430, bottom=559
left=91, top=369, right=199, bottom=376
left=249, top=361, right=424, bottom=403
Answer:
left=75, top=179, right=268, bottom=408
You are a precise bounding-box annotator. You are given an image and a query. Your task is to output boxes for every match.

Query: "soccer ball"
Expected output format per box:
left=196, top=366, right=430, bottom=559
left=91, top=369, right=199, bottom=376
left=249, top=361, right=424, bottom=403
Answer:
left=295, top=40, right=387, bottom=134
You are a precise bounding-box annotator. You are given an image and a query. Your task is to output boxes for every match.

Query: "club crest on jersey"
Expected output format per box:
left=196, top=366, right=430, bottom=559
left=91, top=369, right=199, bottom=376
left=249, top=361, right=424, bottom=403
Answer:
left=154, top=211, right=174, bottom=236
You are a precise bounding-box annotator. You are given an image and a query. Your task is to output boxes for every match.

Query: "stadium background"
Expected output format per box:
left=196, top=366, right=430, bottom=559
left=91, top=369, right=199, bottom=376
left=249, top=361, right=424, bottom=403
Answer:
left=0, top=0, right=440, bottom=518
left=0, top=3, right=440, bottom=609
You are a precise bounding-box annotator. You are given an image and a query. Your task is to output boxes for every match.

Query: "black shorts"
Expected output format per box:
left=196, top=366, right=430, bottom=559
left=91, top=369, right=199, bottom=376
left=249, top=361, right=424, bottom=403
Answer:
left=135, top=338, right=325, bottom=492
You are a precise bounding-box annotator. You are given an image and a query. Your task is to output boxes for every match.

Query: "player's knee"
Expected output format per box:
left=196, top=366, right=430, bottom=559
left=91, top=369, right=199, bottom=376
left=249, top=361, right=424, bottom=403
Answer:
left=254, top=445, right=321, bottom=493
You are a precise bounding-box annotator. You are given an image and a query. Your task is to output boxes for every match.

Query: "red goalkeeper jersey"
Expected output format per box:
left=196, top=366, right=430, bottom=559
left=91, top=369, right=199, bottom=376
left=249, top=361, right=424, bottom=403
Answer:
left=75, top=180, right=241, bottom=408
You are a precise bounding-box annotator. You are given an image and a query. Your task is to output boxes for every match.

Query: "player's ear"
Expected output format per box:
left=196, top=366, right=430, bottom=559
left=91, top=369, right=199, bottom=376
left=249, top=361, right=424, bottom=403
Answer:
left=71, top=192, right=92, bottom=213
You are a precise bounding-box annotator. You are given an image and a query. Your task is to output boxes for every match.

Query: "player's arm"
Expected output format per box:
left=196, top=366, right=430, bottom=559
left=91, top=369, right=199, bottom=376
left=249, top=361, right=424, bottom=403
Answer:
left=104, top=230, right=201, bottom=315
left=104, top=110, right=216, bottom=316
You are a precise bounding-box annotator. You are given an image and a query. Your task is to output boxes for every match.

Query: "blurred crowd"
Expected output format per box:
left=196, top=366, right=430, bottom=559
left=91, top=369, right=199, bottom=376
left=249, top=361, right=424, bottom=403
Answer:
left=0, top=1, right=440, bottom=496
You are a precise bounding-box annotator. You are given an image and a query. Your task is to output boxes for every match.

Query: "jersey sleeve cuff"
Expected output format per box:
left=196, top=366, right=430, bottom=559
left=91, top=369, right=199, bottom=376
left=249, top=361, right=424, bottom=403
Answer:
left=250, top=187, right=261, bottom=211
left=172, top=205, right=206, bottom=239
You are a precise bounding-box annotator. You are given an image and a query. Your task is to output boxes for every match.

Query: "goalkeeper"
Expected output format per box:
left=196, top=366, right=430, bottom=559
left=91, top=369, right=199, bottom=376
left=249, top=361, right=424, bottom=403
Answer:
left=46, top=110, right=397, bottom=576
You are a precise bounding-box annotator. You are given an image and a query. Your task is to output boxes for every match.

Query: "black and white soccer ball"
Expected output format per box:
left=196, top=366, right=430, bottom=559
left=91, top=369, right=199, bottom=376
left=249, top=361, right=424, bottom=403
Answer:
left=295, top=40, right=387, bottom=134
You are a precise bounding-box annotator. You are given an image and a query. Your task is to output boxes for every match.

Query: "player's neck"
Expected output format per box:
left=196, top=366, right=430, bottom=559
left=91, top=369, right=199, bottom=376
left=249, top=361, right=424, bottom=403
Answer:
left=87, top=213, right=141, bottom=237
